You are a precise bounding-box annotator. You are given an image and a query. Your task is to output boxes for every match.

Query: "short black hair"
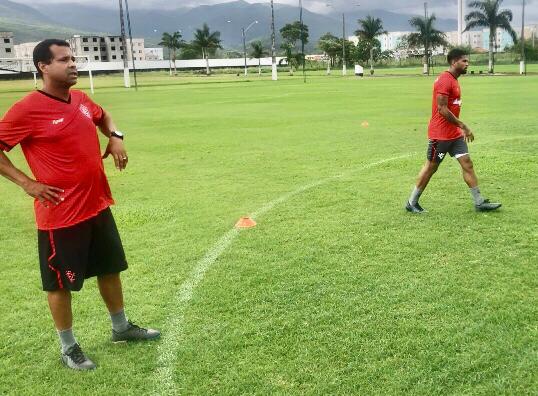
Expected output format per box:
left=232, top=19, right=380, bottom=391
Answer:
left=447, top=48, right=468, bottom=65
left=33, top=39, right=70, bottom=76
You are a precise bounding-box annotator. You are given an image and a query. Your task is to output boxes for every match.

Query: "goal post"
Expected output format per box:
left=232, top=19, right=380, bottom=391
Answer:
left=0, top=56, right=94, bottom=94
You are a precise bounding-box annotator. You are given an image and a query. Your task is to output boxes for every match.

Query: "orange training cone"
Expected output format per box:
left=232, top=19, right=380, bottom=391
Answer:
left=235, top=217, right=257, bottom=229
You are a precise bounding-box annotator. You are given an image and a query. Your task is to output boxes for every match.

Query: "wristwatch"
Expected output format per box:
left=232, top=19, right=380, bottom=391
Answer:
left=110, top=131, right=124, bottom=140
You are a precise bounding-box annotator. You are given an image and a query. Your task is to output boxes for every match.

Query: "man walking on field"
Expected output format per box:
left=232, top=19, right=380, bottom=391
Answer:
left=406, top=48, right=501, bottom=213
left=0, top=39, right=160, bottom=370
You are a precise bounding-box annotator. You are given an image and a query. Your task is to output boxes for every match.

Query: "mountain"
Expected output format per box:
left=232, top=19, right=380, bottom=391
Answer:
left=32, top=0, right=458, bottom=49
left=0, top=0, right=95, bottom=43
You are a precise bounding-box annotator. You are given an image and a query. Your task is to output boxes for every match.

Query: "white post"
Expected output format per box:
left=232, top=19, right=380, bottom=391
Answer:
left=123, top=67, right=131, bottom=88
left=270, top=0, right=278, bottom=81
left=89, top=69, right=95, bottom=94
left=32, top=72, right=38, bottom=89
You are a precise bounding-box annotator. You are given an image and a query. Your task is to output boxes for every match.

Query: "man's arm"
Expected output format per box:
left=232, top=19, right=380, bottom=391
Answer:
left=0, top=151, right=63, bottom=206
left=96, top=109, right=128, bottom=171
left=437, top=94, right=474, bottom=142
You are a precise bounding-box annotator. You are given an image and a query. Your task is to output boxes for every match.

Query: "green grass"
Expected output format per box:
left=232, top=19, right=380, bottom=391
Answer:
left=0, top=71, right=537, bottom=395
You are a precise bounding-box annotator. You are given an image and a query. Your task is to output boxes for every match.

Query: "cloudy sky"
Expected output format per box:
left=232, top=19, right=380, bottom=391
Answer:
left=15, top=0, right=538, bottom=23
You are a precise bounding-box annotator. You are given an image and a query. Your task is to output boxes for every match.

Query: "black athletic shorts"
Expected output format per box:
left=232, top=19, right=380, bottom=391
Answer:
left=38, top=208, right=128, bottom=292
left=427, top=137, right=469, bottom=164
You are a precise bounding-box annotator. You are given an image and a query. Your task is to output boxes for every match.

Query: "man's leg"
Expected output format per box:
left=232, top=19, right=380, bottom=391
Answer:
left=97, top=272, right=160, bottom=342
left=407, top=160, right=439, bottom=212
left=98, top=273, right=129, bottom=333
left=457, top=154, right=501, bottom=211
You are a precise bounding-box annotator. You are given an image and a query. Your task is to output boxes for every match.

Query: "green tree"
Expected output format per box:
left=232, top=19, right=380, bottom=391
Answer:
left=318, top=32, right=340, bottom=74
left=280, top=21, right=309, bottom=74
left=250, top=41, right=268, bottom=76
left=158, top=31, right=183, bottom=75
left=407, top=14, right=448, bottom=75
left=355, top=15, right=387, bottom=74
left=191, top=23, right=223, bottom=75
left=464, top=0, right=517, bottom=73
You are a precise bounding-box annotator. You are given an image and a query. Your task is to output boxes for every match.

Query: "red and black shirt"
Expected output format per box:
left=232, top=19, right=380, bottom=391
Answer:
left=0, top=90, right=114, bottom=230
left=428, top=71, right=463, bottom=140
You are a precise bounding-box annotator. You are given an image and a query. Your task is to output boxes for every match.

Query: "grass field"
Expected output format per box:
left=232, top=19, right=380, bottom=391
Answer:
left=0, top=70, right=537, bottom=395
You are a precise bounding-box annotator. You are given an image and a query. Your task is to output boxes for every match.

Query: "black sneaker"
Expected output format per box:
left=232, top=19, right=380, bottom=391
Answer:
left=61, top=343, right=96, bottom=371
left=112, top=321, right=161, bottom=343
left=475, top=199, right=502, bottom=212
left=405, top=201, right=426, bottom=214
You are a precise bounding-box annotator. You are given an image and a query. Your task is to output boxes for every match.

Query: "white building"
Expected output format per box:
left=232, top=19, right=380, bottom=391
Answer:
left=144, top=47, right=164, bottom=61
left=378, top=31, right=411, bottom=52
left=14, top=42, right=39, bottom=59
left=446, top=31, right=484, bottom=50
left=69, top=35, right=145, bottom=62
left=0, top=32, right=14, bottom=58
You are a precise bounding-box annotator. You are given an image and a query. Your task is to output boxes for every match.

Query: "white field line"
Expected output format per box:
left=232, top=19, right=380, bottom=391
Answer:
left=152, top=153, right=414, bottom=395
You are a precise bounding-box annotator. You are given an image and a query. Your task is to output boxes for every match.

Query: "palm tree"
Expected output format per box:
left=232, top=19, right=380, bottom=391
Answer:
left=159, top=31, right=183, bottom=76
left=464, top=0, right=517, bottom=73
left=250, top=41, right=268, bottom=76
left=407, top=14, right=448, bottom=75
left=355, top=15, right=387, bottom=74
left=191, top=23, right=223, bottom=75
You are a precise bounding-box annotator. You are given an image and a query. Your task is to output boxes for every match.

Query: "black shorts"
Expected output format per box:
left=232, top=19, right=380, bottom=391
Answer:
left=427, top=137, right=469, bottom=164
left=38, top=208, right=128, bottom=292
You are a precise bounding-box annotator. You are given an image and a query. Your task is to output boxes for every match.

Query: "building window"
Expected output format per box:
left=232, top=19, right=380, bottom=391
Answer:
left=94, top=56, right=99, bottom=60
left=102, top=56, right=108, bottom=61
left=94, top=47, right=98, bottom=51
left=5, top=48, right=11, bottom=53
left=121, top=55, right=124, bottom=59
left=84, top=47, right=89, bottom=51
left=93, top=38, right=97, bottom=42
left=111, top=46, right=116, bottom=50
left=120, top=46, right=124, bottom=50
left=83, top=38, right=88, bottom=42
left=111, top=38, right=115, bottom=42
left=100, top=47, right=106, bottom=51
left=4, top=38, right=10, bottom=43
left=112, top=55, right=117, bottom=60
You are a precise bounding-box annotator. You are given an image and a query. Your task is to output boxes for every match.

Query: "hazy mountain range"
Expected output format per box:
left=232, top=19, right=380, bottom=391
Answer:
left=1, top=0, right=461, bottom=49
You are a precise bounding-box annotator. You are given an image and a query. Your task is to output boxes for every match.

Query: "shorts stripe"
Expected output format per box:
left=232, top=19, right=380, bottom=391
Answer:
left=47, top=231, right=63, bottom=289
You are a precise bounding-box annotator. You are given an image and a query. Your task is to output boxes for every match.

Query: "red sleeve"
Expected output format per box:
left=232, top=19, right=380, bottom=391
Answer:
left=81, top=92, right=104, bottom=125
left=0, top=102, right=33, bottom=152
left=435, top=73, right=452, bottom=97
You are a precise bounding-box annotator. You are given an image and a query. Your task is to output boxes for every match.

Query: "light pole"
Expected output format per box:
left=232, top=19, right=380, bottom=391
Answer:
left=520, top=0, right=526, bottom=75
left=270, top=0, right=278, bottom=81
left=242, top=20, right=258, bottom=76
left=326, top=3, right=360, bottom=77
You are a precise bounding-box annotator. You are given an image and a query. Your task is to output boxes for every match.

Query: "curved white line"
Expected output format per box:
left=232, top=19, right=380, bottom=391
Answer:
left=152, top=153, right=414, bottom=395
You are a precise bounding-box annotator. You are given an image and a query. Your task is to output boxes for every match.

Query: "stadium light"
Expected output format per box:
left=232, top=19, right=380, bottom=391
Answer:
left=242, top=20, right=258, bottom=76
left=458, top=0, right=463, bottom=46
left=520, top=0, right=526, bottom=75
left=326, top=2, right=360, bottom=76
left=270, top=0, right=278, bottom=81
left=118, top=0, right=130, bottom=88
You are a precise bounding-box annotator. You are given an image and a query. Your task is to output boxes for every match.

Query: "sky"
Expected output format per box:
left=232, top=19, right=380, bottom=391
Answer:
left=14, top=0, right=538, bottom=24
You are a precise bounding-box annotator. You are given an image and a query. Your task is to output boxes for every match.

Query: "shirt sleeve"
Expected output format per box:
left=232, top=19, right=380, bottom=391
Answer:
left=0, top=102, right=33, bottom=152
left=435, top=74, right=452, bottom=97
left=81, top=92, right=104, bottom=125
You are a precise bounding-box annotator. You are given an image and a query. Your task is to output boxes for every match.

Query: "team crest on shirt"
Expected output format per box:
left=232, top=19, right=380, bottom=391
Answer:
left=65, top=271, right=76, bottom=283
left=79, top=104, right=92, bottom=119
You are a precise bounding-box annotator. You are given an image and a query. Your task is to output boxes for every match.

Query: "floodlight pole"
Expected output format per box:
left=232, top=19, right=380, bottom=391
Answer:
left=457, top=0, right=463, bottom=46
left=118, top=0, right=130, bottom=88
left=242, top=20, right=258, bottom=77
left=300, top=0, right=306, bottom=83
left=342, top=13, right=346, bottom=76
left=124, top=0, right=138, bottom=90
left=270, top=0, right=278, bottom=80
left=520, top=0, right=526, bottom=75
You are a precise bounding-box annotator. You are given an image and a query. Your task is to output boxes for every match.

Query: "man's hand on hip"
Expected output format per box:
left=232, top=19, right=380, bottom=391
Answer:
left=22, top=179, right=64, bottom=207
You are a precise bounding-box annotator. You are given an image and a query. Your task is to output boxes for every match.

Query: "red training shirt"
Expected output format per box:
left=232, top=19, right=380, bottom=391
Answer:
left=428, top=71, right=463, bottom=140
left=0, top=90, right=114, bottom=230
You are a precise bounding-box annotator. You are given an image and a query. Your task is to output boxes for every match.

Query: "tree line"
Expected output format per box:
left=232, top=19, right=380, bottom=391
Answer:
left=160, top=0, right=523, bottom=76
